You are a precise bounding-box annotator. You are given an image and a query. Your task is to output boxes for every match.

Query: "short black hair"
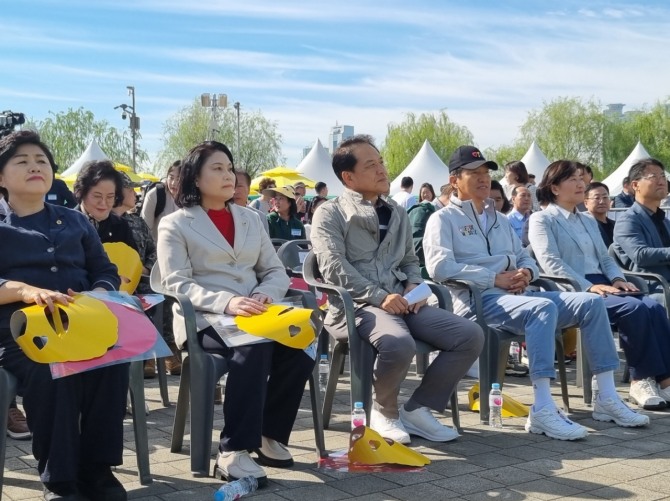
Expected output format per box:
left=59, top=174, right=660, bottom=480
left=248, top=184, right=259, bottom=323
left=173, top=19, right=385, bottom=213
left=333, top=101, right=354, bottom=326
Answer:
left=315, top=181, right=327, bottom=194
left=585, top=181, right=610, bottom=196
left=235, top=170, right=252, bottom=187
left=628, top=158, right=666, bottom=183
left=537, top=160, right=584, bottom=204
left=490, top=179, right=511, bottom=213
left=332, top=134, right=377, bottom=183
left=0, top=130, right=56, bottom=199
left=73, top=160, right=124, bottom=207
left=176, top=141, right=235, bottom=208
left=400, top=176, right=413, bottom=189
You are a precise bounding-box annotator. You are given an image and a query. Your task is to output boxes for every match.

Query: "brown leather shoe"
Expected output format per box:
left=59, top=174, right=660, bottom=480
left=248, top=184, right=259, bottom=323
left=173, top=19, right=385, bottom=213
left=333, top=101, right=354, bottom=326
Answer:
left=164, top=343, right=182, bottom=375
left=7, top=407, right=31, bottom=440
left=143, top=359, right=156, bottom=379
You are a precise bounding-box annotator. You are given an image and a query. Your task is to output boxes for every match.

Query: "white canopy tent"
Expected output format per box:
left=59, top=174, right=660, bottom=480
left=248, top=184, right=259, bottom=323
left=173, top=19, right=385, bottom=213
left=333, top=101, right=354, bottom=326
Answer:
left=602, top=141, right=652, bottom=195
left=296, top=139, right=344, bottom=197
left=60, top=139, right=110, bottom=178
left=520, top=141, right=551, bottom=179
left=389, top=140, right=450, bottom=196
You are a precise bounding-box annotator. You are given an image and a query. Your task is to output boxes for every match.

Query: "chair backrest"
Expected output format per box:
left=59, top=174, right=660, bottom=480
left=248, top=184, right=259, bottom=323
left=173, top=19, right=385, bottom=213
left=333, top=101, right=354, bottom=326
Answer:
left=271, top=238, right=288, bottom=252
left=303, top=250, right=323, bottom=283
left=276, top=239, right=312, bottom=274
left=608, top=244, right=626, bottom=268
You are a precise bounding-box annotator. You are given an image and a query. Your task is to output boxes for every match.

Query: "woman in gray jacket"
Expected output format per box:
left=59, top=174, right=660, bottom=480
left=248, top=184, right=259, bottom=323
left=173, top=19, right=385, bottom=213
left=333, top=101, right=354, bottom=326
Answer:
left=530, top=160, right=670, bottom=411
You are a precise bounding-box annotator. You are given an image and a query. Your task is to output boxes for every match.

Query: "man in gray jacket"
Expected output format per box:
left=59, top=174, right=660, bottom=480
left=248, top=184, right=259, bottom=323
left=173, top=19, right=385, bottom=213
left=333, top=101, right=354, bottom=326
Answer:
left=311, top=135, right=483, bottom=444
left=423, top=146, right=645, bottom=441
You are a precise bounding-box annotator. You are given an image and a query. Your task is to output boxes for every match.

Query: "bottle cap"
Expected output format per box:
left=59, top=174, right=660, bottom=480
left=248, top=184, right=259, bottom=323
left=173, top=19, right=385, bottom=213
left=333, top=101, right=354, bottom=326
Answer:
left=320, top=354, right=328, bottom=360
left=354, top=401, right=364, bottom=408
left=492, top=383, right=501, bottom=390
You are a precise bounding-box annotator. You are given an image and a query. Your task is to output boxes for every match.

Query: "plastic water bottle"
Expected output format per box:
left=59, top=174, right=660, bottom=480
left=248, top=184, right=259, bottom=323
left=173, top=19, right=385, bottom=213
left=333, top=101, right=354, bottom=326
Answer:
left=488, top=383, right=503, bottom=428
left=214, top=475, right=258, bottom=501
left=591, top=375, right=599, bottom=405
left=318, top=354, right=329, bottom=395
left=351, top=401, right=366, bottom=429
left=510, top=342, right=521, bottom=364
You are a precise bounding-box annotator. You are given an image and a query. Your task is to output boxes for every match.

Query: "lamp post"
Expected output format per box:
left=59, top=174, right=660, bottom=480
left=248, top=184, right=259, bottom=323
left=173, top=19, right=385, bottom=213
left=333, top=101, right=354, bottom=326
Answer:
left=201, top=93, right=227, bottom=141
left=114, top=86, right=140, bottom=171
left=233, top=101, right=241, bottom=157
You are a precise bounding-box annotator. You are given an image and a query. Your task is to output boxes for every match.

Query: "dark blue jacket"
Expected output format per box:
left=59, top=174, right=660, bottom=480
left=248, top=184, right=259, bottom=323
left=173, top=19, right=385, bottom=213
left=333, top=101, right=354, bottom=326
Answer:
left=0, top=204, right=119, bottom=331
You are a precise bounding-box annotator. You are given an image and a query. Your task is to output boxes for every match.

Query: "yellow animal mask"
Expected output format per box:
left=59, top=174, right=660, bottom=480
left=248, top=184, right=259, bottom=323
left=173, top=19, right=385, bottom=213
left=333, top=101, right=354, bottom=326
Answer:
left=10, top=295, right=119, bottom=363
left=103, top=242, right=142, bottom=294
left=234, top=305, right=316, bottom=349
left=348, top=426, right=430, bottom=466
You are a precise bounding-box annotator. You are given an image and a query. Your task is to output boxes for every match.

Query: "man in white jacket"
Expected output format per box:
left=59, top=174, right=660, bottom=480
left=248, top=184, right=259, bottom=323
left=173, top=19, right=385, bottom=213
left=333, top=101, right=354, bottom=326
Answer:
left=423, top=145, right=647, bottom=441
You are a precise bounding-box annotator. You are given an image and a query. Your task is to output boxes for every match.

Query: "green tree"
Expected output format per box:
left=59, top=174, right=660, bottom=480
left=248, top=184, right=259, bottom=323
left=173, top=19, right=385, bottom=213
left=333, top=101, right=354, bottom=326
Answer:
left=381, top=111, right=474, bottom=180
left=28, top=107, right=148, bottom=172
left=518, top=97, right=606, bottom=175
left=157, top=98, right=283, bottom=178
left=605, top=99, right=670, bottom=175
left=484, top=142, right=528, bottom=179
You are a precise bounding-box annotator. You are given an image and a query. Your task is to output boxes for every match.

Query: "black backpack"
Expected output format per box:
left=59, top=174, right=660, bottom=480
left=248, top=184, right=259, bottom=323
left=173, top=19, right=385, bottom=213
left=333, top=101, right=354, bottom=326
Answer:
left=140, top=182, right=167, bottom=218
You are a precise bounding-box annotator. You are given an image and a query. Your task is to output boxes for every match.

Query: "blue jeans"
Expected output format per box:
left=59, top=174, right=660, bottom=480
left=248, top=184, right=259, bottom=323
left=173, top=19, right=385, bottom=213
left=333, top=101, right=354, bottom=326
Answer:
left=473, top=291, right=619, bottom=381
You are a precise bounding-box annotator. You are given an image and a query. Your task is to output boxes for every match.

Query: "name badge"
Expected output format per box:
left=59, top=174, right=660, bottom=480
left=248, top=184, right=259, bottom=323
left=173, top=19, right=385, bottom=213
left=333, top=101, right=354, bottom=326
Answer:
left=291, top=228, right=302, bottom=237
left=47, top=194, right=58, bottom=201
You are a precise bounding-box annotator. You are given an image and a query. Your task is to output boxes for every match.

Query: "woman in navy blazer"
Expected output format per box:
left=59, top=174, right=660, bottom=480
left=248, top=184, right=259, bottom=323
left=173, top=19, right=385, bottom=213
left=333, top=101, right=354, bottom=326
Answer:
left=0, top=131, right=127, bottom=500
left=530, top=160, right=670, bottom=411
left=157, top=141, right=313, bottom=486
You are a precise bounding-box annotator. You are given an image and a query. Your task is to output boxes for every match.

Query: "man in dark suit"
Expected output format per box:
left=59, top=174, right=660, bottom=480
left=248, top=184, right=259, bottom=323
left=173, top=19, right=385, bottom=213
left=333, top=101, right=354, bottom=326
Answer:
left=612, top=176, right=635, bottom=208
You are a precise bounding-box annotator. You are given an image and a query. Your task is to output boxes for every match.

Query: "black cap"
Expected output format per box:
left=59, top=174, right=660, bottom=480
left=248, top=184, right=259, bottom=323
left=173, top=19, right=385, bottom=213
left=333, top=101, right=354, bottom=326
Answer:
left=448, top=145, right=498, bottom=173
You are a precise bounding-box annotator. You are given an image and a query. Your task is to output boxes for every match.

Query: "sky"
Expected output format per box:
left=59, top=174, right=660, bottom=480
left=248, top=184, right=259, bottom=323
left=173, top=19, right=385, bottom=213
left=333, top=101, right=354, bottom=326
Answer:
left=2, top=0, right=669, bottom=171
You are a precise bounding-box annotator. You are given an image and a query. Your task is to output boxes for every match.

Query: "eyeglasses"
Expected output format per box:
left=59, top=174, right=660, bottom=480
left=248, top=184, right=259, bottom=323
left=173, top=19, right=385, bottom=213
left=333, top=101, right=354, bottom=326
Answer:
left=640, top=173, right=667, bottom=182
left=585, top=196, right=610, bottom=203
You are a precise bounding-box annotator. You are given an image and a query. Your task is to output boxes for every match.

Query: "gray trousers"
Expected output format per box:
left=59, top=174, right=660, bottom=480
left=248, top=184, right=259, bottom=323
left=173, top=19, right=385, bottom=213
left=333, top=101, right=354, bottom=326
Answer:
left=328, top=305, right=484, bottom=418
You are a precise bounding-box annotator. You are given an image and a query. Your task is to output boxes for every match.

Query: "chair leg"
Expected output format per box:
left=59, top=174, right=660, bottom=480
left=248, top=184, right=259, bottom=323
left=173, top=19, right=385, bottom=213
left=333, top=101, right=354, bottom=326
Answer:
left=171, top=356, right=191, bottom=453
left=415, top=352, right=430, bottom=376
left=322, top=343, right=345, bottom=430
left=307, top=367, right=327, bottom=459
left=450, top=390, right=461, bottom=434
left=0, top=369, right=17, bottom=500
left=156, top=358, right=170, bottom=407
left=128, top=361, right=152, bottom=485
left=555, top=338, right=570, bottom=413
left=577, top=329, right=592, bottom=405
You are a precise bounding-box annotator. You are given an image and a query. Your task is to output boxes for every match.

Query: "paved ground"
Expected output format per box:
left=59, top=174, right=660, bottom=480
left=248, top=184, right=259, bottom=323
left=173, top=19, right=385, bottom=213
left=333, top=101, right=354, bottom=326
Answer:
left=4, top=358, right=670, bottom=501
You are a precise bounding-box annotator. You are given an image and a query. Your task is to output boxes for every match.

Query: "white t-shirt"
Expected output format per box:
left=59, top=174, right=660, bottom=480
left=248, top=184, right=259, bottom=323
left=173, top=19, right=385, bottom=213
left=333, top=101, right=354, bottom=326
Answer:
left=391, top=191, right=417, bottom=210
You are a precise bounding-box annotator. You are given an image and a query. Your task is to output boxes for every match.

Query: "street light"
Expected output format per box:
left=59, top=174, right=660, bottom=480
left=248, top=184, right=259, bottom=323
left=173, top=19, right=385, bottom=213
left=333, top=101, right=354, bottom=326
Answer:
left=233, top=101, right=241, bottom=157
left=114, top=86, right=140, bottom=171
left=201, top=93, right=227, bottom=140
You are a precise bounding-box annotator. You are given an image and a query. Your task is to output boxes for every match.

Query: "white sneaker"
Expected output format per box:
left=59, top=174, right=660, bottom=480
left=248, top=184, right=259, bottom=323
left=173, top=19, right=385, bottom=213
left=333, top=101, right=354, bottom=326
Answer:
left=593, top=396, right=650, bottom=427
left=370, top=408, right=410, bottom=444
left=399, top=406, right=459, bottom=442
left=525, top=406, right=589, bottom=441
left=657, top=384, right=670, bottom=403
left=214, top=450, right=267, bottom=485
left=629, top=378, right=666, bottom=410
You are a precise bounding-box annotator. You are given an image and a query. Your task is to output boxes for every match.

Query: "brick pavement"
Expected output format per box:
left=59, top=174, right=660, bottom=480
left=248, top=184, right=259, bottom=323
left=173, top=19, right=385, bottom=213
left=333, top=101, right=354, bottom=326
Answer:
left=4, top=360, right=670, bottom=501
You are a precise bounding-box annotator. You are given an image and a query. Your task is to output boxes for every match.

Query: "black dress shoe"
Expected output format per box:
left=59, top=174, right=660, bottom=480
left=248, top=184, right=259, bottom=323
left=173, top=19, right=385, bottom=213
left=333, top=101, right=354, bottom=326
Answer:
left=77, top=466, right=127, bottom=501
left=43, top=482, right=86, bottom=500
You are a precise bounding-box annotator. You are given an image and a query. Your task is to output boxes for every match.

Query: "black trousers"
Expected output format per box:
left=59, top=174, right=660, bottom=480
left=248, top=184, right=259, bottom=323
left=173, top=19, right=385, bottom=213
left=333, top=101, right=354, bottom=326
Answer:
left=199, top=327, right=315, bottom=451
left=0, top=333, right=129, bottom=483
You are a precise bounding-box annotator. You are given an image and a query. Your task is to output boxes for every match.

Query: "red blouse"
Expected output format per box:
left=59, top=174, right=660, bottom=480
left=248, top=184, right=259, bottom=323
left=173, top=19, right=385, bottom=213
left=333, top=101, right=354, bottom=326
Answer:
left=207, top=207, right=235, bottom=247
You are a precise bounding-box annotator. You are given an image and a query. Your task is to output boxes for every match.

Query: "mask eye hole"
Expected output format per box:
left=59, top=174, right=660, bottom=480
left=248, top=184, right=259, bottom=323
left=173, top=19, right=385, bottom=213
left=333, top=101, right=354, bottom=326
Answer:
left=277, top=307, right=294, bottom=316
left=44, top=307, right=69, bottom=334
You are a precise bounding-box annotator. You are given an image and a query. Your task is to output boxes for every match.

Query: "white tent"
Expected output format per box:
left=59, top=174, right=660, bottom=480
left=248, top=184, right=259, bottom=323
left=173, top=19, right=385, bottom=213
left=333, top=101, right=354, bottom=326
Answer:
left=602, top=141, right=652, bottom=195
left=296, top=139, right=344, bottom=196
left=61, top=139, right=110, bottom=178
left=520, top=141, right=550, bottom=179
left=389, top=140, right=450, bottom=196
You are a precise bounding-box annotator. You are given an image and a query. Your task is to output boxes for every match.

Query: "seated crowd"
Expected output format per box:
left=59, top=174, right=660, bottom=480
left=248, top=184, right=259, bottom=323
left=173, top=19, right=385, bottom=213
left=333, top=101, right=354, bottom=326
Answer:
left=3, top=128, right=670, bottom=500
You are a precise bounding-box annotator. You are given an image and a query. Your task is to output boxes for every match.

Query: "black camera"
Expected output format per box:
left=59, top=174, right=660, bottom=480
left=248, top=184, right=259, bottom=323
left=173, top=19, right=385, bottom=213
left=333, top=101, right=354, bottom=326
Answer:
left=0, top=110, right=26, bottom=135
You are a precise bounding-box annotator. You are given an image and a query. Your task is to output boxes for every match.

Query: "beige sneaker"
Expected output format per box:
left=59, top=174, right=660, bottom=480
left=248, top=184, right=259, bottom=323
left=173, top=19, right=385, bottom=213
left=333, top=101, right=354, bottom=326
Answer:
left=214, top=450, right=267, bottom=486
left=254, top=436, right=294, bottom=468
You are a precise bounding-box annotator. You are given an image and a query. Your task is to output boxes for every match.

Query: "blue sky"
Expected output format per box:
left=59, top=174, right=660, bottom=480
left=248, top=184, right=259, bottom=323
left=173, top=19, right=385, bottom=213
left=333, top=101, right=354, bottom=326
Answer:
left=3, top=0, right=669, bottom=170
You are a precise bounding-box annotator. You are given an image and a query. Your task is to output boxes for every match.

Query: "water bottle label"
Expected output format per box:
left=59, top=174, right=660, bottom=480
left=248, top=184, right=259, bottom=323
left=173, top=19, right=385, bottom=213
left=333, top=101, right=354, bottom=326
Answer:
left=490, top=396, right=502, bottom=406
left=352, top=418, right=365, bottom=427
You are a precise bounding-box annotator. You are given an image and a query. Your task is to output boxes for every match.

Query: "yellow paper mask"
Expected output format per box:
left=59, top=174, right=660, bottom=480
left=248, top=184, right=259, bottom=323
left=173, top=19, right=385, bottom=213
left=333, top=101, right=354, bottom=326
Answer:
left=10, top=295, right=119, bottom=363
left=348, top=426, right=430, bottom=466
left=103, top=242, right=142, bottom=294
left=234, top=305, right=316, bottom=349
